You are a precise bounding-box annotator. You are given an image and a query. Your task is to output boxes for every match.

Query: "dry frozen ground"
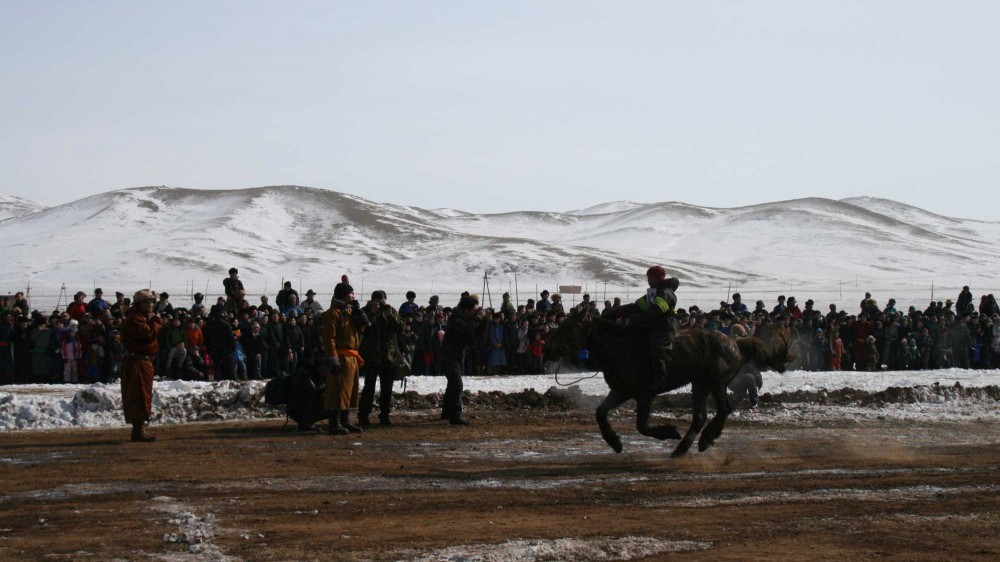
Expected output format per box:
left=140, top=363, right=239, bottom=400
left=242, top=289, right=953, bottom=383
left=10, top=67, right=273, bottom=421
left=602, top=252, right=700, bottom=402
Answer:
left=1, top=407, right=999, bottom=561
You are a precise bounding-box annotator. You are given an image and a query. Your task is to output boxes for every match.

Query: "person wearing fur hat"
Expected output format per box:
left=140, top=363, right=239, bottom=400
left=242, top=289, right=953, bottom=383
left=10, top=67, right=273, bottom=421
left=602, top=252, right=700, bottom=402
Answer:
left=358, top=290, right=404, bottom=427
left=120, top=289, right=164, bottom=442
left=439, top=293, right=488, bottom=425
left=605, top=265, right=679, bottom=394
left=320, top=275, right=371, bottom=435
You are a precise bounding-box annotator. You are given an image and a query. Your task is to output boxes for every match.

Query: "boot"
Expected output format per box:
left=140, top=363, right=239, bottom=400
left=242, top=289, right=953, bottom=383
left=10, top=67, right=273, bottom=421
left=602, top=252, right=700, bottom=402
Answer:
left=379, top=415, right=392, bottom=426
left=448, top=415, right=470, bottom=426
left=130, top=422, right=155, bottom=443
left=647, top=359, right=672, bottom=395
left=327, top=410, right=349, bottom=435
left=357, top=414, right=373, bottom=429
left=340, top=410, right=363, bottom=433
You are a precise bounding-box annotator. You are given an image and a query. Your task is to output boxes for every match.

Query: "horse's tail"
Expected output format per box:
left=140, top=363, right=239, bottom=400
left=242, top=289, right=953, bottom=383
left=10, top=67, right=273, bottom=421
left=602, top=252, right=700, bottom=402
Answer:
left=736, top=335, right=794, bottom=373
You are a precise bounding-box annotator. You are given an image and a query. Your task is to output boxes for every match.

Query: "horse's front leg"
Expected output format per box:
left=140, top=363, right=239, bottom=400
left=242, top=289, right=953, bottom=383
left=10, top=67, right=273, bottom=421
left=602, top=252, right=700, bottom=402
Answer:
left=672, top=384, right=709, bottom=457
left=636, top=394, right=681, bottom=441
left=698, top=382, right=734, bottom=452
left=596, top=391, right=629, bottom=453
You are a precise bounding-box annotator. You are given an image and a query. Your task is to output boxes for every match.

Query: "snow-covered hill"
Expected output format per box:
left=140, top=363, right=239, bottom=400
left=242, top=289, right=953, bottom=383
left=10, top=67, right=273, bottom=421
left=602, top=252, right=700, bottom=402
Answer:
left=0, top=186, right=996, bottom=312
left=0, top=193, right=45, bottom=221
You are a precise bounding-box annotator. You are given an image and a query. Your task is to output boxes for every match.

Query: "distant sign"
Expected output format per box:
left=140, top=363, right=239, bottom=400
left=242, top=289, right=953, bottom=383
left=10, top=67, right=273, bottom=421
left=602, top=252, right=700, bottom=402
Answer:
left=558, top=285, right=582, bottom=295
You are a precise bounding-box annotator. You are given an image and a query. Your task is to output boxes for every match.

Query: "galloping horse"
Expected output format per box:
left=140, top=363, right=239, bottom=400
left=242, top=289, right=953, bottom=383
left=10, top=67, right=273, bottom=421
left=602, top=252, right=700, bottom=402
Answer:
left=546, top=311, right=792, bottom=456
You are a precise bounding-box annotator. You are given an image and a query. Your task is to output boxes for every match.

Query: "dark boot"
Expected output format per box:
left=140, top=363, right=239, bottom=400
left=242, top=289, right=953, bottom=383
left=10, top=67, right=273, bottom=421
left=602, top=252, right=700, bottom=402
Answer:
left=379, top=415, right=392, bottom=426
left=130, top=421, right=155, bottom=442
left=340, top=410, right=363, bottom=433
left=357, top=414, right=373, bottom=429
left=327, top=410, right=349, bottom=435
left=647, top=359, right=672, bottom=395
left=448, top=415, right=470, bottom=426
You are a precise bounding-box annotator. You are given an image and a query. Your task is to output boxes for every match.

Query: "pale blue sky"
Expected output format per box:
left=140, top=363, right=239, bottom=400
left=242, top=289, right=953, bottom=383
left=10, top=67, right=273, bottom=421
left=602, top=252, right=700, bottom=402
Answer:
left=2, top=1, right=998, bottom=219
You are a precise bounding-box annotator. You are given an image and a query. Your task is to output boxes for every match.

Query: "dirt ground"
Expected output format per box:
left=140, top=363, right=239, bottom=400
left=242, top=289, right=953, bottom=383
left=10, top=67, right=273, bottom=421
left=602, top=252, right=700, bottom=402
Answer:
left=1, top=406, right=999, bottom=561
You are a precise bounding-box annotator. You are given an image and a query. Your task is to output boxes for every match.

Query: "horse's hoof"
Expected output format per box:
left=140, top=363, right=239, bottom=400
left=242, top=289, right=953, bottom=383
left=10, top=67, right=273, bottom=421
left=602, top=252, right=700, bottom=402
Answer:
left=604, top=434, right=624, bottom=453
left=697, top=439, right=714, bottom=452
left=671, top=440, right=692, bottom=457
left=665, top=426, right=682, bottom=440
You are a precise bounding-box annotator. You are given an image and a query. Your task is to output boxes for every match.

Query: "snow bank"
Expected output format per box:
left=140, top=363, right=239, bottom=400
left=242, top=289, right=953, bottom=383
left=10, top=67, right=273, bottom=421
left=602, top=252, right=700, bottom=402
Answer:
left=0, top=368, right=998, bottom=431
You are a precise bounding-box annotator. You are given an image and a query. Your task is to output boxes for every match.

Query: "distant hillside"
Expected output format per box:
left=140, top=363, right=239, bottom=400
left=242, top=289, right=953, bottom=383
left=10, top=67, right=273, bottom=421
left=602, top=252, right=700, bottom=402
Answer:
left=1, top=186, right=996, bottom=311
left=0, top=194, right=45, bottom=221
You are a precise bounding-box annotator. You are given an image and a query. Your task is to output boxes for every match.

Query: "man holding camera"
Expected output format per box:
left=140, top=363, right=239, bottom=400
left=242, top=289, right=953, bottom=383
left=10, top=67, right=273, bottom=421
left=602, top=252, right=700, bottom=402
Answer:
left=358, top=290, right=404, bottom=427
left=320, top=276, right=370, bottom=435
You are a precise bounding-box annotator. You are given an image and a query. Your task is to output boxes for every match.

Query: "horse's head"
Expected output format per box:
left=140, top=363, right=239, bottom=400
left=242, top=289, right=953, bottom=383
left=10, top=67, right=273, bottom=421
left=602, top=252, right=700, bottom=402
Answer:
left=769, top=332, right=796, bottom=373
left=544, top=309, right=592, bottom=361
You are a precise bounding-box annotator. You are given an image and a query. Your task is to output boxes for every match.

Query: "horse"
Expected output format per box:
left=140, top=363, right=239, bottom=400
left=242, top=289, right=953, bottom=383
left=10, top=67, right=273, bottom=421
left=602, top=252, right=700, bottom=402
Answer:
left=545, top=311, right=792, bottom=456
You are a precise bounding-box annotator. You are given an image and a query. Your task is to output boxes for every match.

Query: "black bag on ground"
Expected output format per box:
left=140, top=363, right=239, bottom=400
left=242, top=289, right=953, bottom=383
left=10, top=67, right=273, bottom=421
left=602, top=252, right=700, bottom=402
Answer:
left=264, top=372, right=293, bottom=406
left=285, top=366, right=329, bottom=431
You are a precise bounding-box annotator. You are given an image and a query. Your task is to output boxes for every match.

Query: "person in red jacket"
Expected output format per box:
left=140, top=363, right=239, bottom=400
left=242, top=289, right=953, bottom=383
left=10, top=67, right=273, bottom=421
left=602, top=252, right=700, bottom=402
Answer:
left=67, top=292, right=88, bottom=321
left=120, top=289, right=164, bottom=442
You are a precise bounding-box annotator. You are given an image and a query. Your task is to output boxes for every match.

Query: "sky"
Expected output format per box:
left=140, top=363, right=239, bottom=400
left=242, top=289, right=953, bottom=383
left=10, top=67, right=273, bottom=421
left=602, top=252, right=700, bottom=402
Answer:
left=2, top=1, right=998, bottom=219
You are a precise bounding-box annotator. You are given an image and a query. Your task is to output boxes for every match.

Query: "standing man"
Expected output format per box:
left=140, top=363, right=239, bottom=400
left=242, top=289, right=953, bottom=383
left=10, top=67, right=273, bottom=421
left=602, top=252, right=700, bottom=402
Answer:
left=321, top=276, right=370, bottom=435
left=276, top=281, right=299, bottom=313
left=223, top=268, right=245, bottom=314
left=120, top=289, right=164, bottom=442
left=87, top=288, right=111, bottom=317
left=358, top=290, right=404, bottom=427
left=301, top=290, right=324, bottom=315
left=439, top=294, right=486, bottom=425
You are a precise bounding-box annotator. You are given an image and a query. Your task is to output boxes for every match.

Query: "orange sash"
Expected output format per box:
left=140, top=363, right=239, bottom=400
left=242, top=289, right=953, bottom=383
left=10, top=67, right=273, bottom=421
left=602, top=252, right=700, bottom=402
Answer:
left=336, top=348, right=365, bottom=368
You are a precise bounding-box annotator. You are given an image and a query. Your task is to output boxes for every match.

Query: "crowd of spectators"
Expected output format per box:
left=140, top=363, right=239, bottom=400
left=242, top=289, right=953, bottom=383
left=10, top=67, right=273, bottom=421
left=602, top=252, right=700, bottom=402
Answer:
left=1, top=279, right=998, bottom=387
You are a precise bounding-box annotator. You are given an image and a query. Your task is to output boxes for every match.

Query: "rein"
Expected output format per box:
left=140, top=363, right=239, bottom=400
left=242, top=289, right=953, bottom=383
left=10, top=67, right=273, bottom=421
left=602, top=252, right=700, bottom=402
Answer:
left=550, top=318, right=613, bottom=387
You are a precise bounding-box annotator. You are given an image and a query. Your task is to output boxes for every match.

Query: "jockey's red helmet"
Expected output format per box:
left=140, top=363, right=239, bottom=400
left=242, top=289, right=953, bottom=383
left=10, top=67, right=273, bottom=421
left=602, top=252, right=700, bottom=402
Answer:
left=646, top=265, right=667, bottom=286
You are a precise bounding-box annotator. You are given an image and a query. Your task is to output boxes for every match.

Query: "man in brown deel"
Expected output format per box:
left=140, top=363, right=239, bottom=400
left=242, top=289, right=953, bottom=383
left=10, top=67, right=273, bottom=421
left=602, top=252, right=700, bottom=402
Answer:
left=120, top=289, right=164, bottom=442
left=321, top=275, right=370, bottom=435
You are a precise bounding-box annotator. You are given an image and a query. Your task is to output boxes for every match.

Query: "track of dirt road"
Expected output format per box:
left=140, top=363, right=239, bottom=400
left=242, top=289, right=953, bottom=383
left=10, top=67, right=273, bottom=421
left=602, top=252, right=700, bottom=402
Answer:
left=1, top=408, right=999, bottom=561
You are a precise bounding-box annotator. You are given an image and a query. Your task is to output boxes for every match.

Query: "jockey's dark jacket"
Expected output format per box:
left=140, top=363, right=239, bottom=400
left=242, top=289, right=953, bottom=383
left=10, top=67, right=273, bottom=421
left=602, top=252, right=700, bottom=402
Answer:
left=606, top=277, right=679, bottom=345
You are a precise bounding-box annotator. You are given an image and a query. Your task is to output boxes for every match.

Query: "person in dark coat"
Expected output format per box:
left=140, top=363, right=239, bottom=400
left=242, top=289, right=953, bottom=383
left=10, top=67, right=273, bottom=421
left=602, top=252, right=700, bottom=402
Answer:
left=956, top=286, right=974, bottom=318
left=605, top=265, right=679, bottom=394
left=276, top=281, right=299, bottom=313
left=439, top=294, right=487, bottom=425
left=204, top=311, right=237, bottom=380
left=358, top=290, right=404, bottom=426
left=0, top=313, right=14, bottom=384
left=241, top=322, right=265, bottom=379
left=223, top=268, right=245, bottom=314
left=12, top=316, right=33, bottom=384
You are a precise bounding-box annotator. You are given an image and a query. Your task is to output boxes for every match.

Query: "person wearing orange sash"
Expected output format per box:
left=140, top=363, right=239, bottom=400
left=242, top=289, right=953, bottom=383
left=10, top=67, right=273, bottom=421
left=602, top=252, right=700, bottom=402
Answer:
left=120, top=289, right=164, bottom=442
left=320, top=275, right=370, bottom=435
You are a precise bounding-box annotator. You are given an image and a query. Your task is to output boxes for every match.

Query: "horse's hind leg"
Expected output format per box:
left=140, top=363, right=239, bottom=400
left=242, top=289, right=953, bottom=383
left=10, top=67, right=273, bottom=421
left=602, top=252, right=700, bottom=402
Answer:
left=671, top=385, right=709, bottom=458
left=596, top=391, right=628, bottom=453
left=636, top=395, right=681, bottom=441
left=698, top=383, right=734, bottom=452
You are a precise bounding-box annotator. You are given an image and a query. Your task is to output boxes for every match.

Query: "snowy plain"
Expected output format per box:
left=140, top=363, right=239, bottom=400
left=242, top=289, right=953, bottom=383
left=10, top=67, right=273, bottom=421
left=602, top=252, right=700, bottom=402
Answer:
left=1, top=368, right=998, bottom=432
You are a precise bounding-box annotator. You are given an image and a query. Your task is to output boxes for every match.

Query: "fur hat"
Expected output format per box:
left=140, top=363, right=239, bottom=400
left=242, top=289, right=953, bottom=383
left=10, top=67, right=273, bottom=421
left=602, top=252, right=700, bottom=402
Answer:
left=458, top=294, right=480, bottom=310
left=334, top=275, right=354, bottom=300
left=133, top=289, right=157, bottom=303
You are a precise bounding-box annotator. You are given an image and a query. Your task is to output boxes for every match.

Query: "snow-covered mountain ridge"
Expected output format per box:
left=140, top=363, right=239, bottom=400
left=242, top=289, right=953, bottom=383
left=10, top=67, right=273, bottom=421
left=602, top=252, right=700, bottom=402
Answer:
left=0, top=193, right=46, bottom=221
left=0, top=186, right=996, bottom=311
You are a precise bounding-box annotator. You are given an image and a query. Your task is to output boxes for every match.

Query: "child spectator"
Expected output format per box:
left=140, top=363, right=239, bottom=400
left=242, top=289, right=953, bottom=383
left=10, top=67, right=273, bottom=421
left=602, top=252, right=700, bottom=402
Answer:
left=529, top=331, right=545, bottom=374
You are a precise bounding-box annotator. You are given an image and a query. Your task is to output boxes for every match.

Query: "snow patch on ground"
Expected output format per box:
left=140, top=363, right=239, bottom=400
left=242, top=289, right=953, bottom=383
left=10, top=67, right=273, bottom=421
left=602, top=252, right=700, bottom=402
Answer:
left=403, top=536, right=711, bottom=562
left=150, top=496, right=238, bottom=562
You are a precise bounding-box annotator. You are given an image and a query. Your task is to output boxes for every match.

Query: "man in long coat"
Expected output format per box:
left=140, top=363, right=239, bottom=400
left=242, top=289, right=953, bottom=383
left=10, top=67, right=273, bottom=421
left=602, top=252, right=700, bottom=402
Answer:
left=120, top=289, right=164, bottom=442
left=321, top=276, right=370, bottom=435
